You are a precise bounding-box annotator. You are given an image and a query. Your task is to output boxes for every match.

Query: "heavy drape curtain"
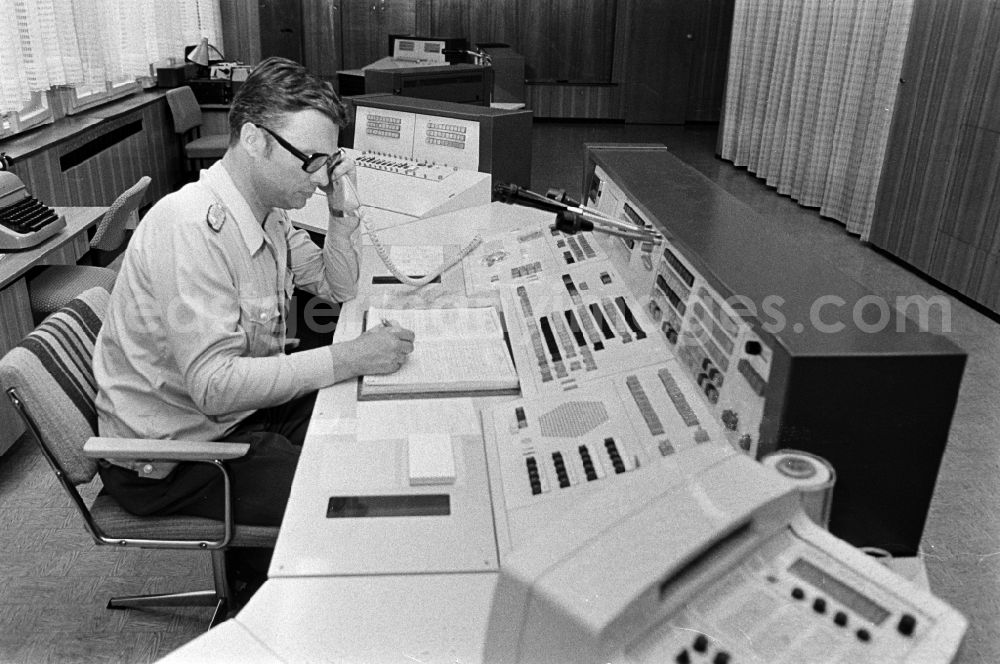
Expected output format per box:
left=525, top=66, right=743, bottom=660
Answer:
left=0, top=0, right=222, bottom=114
left=718, top=0, right=914, bottom=240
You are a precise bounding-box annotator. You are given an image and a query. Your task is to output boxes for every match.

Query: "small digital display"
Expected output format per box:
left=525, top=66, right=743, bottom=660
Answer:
left=789, top=558, right=890, bottom=625
left=327, top=494, right=450, bottom=518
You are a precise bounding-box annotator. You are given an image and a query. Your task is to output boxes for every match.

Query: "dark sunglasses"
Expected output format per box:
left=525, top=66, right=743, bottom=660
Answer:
left=260, top=125, right=340, bottom=174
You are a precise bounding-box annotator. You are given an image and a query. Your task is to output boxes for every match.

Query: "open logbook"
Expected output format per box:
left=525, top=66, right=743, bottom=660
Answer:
left=360, top=306, right=520, bottom=399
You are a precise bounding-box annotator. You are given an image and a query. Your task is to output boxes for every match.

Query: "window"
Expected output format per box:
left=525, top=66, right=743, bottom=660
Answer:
left=56, top=79, right=141, bottom=117
left=0, top=92, right=51, bottom=139
left=0, top=0, right=222, bottom=136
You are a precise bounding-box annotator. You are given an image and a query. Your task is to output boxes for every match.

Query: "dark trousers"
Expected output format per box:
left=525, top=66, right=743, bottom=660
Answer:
left=98, top=393, right=317, bottom=582
left=99, top=392, right=315, bottom=525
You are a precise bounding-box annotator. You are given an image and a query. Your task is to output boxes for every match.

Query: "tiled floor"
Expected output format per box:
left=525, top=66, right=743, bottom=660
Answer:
left=1, top=120, right=997, bottom=662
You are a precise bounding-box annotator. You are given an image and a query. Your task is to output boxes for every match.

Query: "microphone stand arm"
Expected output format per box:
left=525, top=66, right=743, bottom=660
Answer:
left=495, top=183, right=661, bottom=241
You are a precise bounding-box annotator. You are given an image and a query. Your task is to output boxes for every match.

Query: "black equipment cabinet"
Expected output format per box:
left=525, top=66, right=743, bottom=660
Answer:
left=583, top=144, right=967, bottom=556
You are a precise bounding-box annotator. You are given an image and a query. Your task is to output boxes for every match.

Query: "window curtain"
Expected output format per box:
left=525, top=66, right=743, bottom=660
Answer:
left=718, top=0, right=914, bottom=240
left=0, top=0, right=222, bottom=114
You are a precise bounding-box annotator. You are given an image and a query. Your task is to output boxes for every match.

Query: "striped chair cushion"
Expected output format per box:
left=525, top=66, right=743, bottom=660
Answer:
left=1, top=286, right=278, bottom=548
left=0, top=286, right=108, bottom=485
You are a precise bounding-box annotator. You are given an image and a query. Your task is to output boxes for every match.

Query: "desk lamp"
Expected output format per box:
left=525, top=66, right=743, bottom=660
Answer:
left=187, top=37, right=225, bottom=77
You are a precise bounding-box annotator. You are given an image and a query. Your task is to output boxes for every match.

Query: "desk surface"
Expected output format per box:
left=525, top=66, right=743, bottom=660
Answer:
left=0, top=207, right=106, bottom=288
left=270, top=202, right=555, bottom=579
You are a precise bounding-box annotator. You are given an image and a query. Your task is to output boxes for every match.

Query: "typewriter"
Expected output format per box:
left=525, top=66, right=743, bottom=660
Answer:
left=0, top=171, right=66, bottom=251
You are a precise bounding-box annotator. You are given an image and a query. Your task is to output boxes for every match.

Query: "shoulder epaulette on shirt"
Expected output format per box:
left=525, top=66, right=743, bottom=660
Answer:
left=206, top=202, right=227, bottom=232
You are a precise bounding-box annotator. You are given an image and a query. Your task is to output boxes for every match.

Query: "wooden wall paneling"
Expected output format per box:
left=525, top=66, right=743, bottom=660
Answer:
left=619, top=0, right=698, bottom=124
left=943, top=5, right=1000, bottom=250
left=415, top=0, right=471, bottom=41
left=516, top=0, right=616, bottom=82
left=943, top=127, right=1000, bottom=250
left=685, top=0, right=734, bottom=123
left=526, top=83, right=619, bottom=119
left=980, top=255, right=1000, bottom=312
left=926, top=234, right=984, bottom=303
left=414, top=0, right=521, bottom=52
left=143, top=101, right=183, bottom=202
left=57, top=116, right=146, bottom=206
left=9, top=152, right=62, bottom=206
left=340, top=0, right=379, bottom=68
left=515, top=0, right=548, bottom=79
left=870, top=1, right=991, bottom=269
left=220, top=0, right=262, bottom=65
left=383, top=0, right=418, bottom=41
left=340, top=0, right=417, bottom=69
left=869, top=0, right=1000, bottom=315
left=259, top=0, right=305, bottom=63
left=467, top=0, right=519, bottom=48
left=908, top=2, right=994, bottom=268
left=303, top=0, right=343, bottom=80
left=936, top=4, right=1000, bottom=304
left=0, top=280, right=32, bottom=454
left=8, top=100, right=181, bottom=210
left=566, top=0, right=618, bottom=81
left=35, top=235, right=89, bottom=266
left=611, top=0, right=630, bottom=98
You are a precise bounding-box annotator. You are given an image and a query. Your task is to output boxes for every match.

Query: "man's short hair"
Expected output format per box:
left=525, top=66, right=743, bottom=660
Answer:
left=228, top=57, right=349, bottom=144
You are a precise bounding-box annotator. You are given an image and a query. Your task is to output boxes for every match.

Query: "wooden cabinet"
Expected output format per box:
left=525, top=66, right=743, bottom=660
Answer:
left=870, top=0, right=1000, bottom=313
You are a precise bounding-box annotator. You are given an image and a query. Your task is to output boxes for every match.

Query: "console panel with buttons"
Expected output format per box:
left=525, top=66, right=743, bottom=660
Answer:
left=587, top=164, right=771, bottom=457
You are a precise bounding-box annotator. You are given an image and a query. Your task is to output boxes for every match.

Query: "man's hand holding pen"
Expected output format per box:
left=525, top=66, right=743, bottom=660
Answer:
left=333, top=317, right=415, bottom=379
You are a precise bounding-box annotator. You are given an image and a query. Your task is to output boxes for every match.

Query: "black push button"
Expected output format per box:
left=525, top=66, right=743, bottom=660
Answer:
left=692, top=634, right=709, bottom=653
left=791, top=586, right=805, bottom=600
left=834, top=611, right=848, bottom=626
left=898, top=613, right=917, bottom=636
left=856, top=628, right=871, bottom=642
left=674, top=649, right=691, bottom=664
left=713, top=652, right=732, bottom=664
left=813, top=597, right=827, bottom=613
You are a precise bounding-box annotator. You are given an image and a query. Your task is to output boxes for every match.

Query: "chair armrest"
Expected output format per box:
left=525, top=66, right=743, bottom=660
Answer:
left=83, top=437, right=250, bottom=462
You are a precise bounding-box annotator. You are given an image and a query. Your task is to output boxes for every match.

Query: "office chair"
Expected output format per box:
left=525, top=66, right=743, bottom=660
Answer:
left=166, top=86, right=229, bottom=179
left=28, top=176, right=151, bottom=322
left=0, top=287, right=278, bottom=628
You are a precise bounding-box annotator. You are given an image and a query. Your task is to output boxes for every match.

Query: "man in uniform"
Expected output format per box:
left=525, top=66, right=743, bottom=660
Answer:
left=93, top=58, right=413, bottom=550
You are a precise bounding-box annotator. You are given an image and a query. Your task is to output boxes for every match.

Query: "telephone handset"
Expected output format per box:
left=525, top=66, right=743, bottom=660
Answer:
left=338, top=170, right=482, bottom=288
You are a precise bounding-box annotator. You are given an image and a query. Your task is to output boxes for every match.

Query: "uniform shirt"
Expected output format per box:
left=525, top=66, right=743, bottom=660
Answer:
left=94, top=162, right=359, bottom=472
